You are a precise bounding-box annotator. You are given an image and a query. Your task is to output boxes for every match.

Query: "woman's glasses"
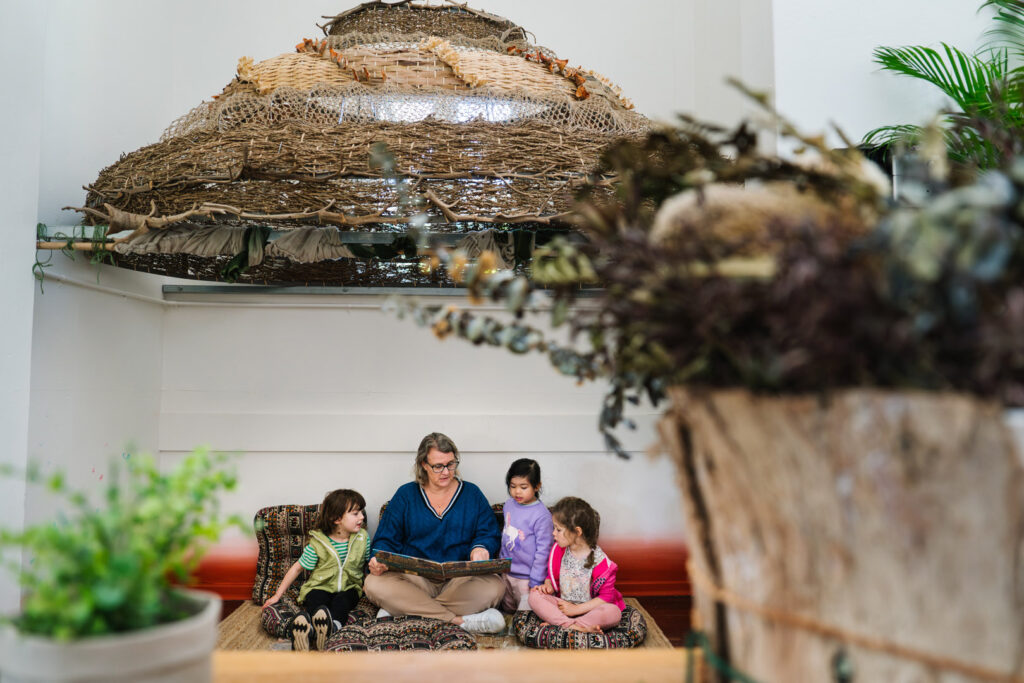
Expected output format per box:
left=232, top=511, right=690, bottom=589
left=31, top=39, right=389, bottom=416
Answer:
left=428, top=460, right=459, bottom=473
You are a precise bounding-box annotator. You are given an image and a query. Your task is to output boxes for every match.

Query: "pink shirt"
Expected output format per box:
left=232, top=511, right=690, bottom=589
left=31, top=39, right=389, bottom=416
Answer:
left=545, top=543, right=626, bottom=611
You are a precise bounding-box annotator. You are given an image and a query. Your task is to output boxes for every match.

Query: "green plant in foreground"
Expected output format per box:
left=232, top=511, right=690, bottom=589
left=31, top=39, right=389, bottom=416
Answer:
left=0, top=448, right=242, bottom=640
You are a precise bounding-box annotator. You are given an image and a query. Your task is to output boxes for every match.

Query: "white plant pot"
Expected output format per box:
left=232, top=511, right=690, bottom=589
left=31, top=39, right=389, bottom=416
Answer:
left=0, top=589, right=220, bottom=683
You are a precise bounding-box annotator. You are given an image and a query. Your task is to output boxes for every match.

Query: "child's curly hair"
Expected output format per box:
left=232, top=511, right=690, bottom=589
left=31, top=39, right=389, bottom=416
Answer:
left=550, top=496, right=600, bottom=568
left=316, top=488, right=366, bottom=535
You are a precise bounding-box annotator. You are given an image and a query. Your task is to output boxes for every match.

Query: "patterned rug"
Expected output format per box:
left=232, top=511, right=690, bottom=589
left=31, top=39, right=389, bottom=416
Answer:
left=216, top=597, right=673, bottom=651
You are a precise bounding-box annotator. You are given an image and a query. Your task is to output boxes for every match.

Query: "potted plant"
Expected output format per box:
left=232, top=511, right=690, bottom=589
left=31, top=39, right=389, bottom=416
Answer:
left=386, top=89, right=1024, bottom=679
left=862, top=0, right=1024, bottom=170
left=0, top=447, right=241, bottom=683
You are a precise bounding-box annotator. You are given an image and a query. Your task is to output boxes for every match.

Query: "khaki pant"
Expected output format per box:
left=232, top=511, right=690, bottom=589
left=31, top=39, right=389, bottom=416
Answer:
left=364, top=572, right=505, bottom=622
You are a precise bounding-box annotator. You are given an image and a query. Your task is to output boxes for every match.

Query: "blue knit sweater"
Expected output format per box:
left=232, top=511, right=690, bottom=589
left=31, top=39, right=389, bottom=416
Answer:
left=371, top=480, right=501, bottom=562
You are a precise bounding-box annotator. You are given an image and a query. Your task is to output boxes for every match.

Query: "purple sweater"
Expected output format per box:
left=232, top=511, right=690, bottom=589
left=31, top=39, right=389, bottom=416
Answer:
left=499, top=497, right=554, bottom=587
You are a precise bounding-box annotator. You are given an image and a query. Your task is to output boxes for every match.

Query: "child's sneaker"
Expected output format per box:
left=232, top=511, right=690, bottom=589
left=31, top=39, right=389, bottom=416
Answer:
left=459, top=608, right=505, bottom=634
left=289, top=612, right=312, bottom=651
left=310, top=606, right=335, bottom=651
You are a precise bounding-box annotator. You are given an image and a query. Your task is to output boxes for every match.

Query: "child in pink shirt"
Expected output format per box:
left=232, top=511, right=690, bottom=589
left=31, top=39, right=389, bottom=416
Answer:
left=528, top=496, right=625, bottom=633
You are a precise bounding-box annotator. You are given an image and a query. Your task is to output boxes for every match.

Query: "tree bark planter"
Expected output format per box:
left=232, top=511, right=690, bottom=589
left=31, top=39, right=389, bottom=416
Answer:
left=0, top=589, right=220, bottom=683
left=658, top=388, right=1024, bottom=682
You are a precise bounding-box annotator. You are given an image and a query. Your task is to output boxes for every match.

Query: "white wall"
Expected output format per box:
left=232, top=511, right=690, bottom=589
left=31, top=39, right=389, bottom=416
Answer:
left=157, top=299, right=676, bottom=544
left=773, top=0, right=994, bottom=150
left=25, top=259, right=165, bottom=528
left=0, top=0, right=46, bottom=615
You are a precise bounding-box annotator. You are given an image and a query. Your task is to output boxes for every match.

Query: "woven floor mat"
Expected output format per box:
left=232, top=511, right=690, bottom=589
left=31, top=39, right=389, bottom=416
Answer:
left=216, top=597, right=673, bottom=651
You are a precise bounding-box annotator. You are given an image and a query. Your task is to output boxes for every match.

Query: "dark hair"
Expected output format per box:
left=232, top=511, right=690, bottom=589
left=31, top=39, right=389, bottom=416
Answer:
left=505, top=458, right=542, bottom=494
left=413, top=432, right=459, bottom=486
left=550, top=496, right=601, bottom=568
left=316, top=488, right=366, bottom=535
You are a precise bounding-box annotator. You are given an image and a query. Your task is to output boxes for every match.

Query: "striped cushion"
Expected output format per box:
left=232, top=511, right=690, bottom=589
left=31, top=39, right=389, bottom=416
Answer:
left=324, top=616, right=477, bottom=652
left=511, top=605, right=648, bottom=649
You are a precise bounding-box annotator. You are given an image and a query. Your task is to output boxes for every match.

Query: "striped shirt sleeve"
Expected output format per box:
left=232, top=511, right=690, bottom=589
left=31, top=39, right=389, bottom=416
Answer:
left=299, top=544, right=318, bottom=571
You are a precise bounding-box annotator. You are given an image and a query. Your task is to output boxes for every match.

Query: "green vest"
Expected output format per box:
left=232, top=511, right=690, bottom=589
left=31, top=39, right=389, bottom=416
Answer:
left=297, top=528, right=368, bottom=603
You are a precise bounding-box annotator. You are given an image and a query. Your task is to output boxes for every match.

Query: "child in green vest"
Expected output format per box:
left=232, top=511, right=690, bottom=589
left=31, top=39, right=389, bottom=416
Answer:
left=263, top=489, right=371, bottom=651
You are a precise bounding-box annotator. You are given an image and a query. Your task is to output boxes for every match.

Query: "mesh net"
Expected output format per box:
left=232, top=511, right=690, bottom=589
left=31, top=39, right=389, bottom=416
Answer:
left=164, top=83, right=644, bottom=141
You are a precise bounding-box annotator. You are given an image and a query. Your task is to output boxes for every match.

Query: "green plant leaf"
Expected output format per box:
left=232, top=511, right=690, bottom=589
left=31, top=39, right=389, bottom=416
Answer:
left=872, top=43, right=1005, bottom=111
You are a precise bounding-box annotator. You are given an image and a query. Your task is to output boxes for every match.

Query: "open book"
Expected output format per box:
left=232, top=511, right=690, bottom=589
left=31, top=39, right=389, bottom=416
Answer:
left=374, top=551, right=511, bottom=581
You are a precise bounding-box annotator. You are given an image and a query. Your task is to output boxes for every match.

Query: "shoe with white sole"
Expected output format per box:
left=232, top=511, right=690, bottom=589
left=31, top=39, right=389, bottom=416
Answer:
left=459, top=608, right=505, bottom=634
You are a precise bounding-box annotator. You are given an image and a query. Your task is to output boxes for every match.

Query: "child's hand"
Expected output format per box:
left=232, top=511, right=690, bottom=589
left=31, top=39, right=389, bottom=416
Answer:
left=532, top=580, right=554, bottom=595
left=368, top=556, right=389, bottom=576
left=263, top=594, right=281, bottom=608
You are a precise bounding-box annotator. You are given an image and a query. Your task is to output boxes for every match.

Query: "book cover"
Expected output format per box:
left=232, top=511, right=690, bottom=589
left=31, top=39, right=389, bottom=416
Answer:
left=375, top=551, right=511, bottom=580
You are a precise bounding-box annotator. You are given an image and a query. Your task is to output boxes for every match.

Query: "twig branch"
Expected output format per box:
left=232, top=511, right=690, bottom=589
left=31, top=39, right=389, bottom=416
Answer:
left=423, top=189, right=570, bottom=225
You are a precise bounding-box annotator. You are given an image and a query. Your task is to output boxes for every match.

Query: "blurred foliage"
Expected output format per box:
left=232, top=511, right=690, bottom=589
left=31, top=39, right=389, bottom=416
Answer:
left=863, top=0, right=1024, bottom=169
left=386, top=89, right=1024, bottom=456
left=0, top=448, right=243, bottom=640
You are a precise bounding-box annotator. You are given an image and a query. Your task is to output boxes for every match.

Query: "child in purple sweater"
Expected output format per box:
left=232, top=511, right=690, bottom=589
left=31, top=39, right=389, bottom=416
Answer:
left=499, top=459, right=554, bottom=611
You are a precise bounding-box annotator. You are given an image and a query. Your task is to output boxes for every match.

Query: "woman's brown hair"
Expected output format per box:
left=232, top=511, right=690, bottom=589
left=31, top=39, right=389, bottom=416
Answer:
left=550, top=496, right=601, bottom=568
left=316, top=488, right=366, bottom=535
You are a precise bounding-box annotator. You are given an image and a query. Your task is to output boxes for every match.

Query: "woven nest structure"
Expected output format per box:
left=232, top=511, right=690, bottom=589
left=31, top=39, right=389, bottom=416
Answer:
left=54, top=0, right=648, bottom=286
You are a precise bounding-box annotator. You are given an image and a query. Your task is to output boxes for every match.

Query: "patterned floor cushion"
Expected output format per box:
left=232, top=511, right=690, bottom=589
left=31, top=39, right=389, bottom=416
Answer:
left=252, top=503, right=321, bottom=605
left=262, top=595, right=377, bottom=639
left=323, top=616, right=477, bottom=652
left=511, top=605, right=648, bottom=649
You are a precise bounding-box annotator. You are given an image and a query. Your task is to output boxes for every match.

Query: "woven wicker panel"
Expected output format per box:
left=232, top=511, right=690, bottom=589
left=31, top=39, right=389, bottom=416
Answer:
left=325, top=30, right=532, bottom=54
left=323, top=2, right=526, bottom=42
left=419, top=40, right=576, bottom=96
left=52, top=2, right=650, bottom=286
left=86, top=120, right=623, bottom=225
left=232, top=49, right=467, bottom=95
left=224, top=45, right=585, bottom=99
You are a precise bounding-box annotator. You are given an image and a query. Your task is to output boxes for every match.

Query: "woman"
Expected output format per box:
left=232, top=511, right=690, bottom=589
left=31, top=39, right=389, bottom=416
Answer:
left=365, top=432, right=506, bottom=633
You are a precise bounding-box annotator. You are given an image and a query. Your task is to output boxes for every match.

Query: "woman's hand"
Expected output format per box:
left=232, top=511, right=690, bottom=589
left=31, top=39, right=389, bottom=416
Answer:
left=368, top=556, right=389, bottom=576
left=469, top=547, right=490, bottom=562
left=263, top=594, right=281, bottom=608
